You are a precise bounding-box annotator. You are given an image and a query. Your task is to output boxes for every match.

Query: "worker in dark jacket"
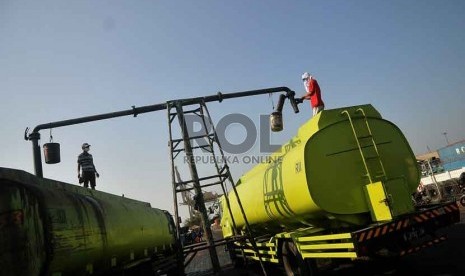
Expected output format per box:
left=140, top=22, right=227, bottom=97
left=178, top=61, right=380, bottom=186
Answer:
left=77, top=143, right=100, bottom=190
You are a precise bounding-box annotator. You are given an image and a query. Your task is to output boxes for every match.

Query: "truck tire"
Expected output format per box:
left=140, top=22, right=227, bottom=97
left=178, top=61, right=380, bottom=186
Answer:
left=460, top=195, right=465, bottom=207
left=282, top=241, right=318, bottom=276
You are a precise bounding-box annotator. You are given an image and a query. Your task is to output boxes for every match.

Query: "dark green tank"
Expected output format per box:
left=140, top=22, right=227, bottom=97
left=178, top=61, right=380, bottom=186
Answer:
left=0, top=167, right=180, bottom=275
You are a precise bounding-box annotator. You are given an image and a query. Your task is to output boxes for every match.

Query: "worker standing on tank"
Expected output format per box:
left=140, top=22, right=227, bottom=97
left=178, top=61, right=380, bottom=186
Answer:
left=301, top=72, right=324, bottom=116
left=77, top=143, right=100, bottom=190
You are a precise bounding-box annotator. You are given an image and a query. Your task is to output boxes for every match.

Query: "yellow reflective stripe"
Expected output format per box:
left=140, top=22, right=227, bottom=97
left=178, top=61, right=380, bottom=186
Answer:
left=253, top=242, right=275, bottom=247
left=300, top=243, right=354, bottom=250
left=297, top=233, right=352, bottom=242
left=301, top=252, right=358, bottom=258
left=242, top=249, right=277, bottom=255
left=249, top=256, right=279, bottom=263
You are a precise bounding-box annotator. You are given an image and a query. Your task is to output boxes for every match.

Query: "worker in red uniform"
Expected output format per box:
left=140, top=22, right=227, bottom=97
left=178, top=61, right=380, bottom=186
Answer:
left=301, top=72, right=324, bottom=116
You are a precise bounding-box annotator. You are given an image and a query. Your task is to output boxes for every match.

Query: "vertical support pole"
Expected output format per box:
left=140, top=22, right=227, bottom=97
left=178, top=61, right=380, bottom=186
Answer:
left=29, top=132, right=43, bottom=178
left=167, top=104, right=186, bottom=276
left=167, top=105, right=181, bottom=241
left=175, top=102, right=221, bottom=273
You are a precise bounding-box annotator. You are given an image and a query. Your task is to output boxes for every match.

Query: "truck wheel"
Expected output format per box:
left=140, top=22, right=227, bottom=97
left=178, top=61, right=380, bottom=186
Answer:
left=282, top=241, right=317, bottom=276
left=460, top=196, right=465, bottom=207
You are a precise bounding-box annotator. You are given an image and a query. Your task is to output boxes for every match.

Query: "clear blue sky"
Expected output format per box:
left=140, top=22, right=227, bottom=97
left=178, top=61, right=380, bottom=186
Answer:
left=1, top=0, right=464, bottom=220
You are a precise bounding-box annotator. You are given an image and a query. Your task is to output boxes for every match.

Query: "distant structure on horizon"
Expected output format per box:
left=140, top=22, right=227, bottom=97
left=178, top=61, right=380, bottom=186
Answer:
left=416, top=139, right=465, bottom=174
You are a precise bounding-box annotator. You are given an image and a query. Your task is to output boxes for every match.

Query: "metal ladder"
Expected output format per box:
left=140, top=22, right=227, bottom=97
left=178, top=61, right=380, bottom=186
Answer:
left=341, top=108, right=386, bottom=183
left=167, top=99, right=267, bottom=275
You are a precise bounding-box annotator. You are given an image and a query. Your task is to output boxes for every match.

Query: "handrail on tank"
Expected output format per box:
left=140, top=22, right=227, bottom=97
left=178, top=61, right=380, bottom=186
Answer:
left=25, top=87, right=299, bottom=178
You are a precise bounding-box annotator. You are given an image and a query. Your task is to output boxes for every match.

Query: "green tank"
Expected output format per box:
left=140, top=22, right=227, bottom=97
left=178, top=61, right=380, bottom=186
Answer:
left=221, top=105, right=420, bottom=236
left=0, top=167, right=181, bottom=276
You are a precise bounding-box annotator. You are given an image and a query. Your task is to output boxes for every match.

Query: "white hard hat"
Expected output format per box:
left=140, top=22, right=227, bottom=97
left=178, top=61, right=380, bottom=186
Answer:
left=301, top=72, right=310, bottom=80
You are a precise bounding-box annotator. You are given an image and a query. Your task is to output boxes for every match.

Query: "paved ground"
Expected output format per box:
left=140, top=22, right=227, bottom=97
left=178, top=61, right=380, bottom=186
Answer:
left=184, top=227, right=234, bottom=276
left=184, top=203, right=465, bottom=276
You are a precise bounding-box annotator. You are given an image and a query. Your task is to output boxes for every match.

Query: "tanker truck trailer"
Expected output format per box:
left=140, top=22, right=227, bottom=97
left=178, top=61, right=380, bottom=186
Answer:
left=0, top=167, right=183, bottom=276
left=220, top=104, right=460, bottom=275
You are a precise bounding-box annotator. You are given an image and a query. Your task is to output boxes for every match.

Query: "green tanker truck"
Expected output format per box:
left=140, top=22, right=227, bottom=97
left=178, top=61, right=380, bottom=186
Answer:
left=0, top=167, right=182, bottom=276
left=220, top=104, right=460, bottom=275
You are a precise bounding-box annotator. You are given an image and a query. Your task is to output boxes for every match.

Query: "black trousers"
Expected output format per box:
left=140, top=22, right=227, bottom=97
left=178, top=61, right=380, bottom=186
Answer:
left=82, top=171, right=96, bottom=189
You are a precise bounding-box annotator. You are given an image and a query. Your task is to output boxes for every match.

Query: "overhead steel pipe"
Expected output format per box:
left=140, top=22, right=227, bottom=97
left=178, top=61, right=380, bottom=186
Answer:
left=25, top=87, right=298, bottom=177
